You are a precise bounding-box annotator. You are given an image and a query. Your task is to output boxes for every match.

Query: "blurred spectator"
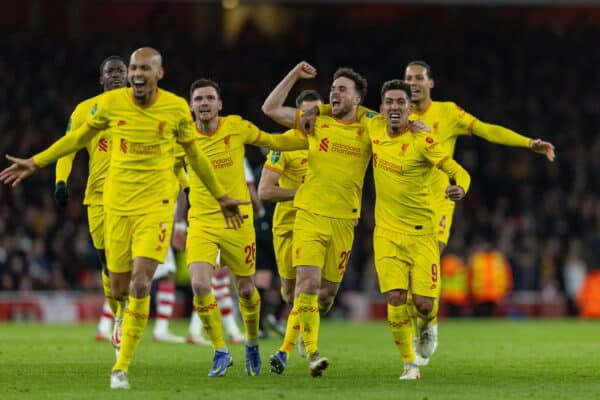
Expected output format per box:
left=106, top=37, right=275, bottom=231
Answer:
left=576, top=267, right=600, bottom=318
left=440, top=253, right=468, bottom=317
left=467, top=241, right=513, bottom=317
left=563, top=238, right=587, bottom=316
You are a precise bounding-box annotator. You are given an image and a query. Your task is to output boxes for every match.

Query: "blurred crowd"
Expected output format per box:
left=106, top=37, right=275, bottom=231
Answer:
left=0, top=6, right=598, bottom=315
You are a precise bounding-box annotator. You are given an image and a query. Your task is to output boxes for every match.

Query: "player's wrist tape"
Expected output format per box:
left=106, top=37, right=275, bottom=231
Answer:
left=174, top=221, right=188, bottom=232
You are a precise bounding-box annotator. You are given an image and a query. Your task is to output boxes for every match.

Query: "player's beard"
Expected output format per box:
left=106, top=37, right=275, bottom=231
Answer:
left=332, top=99, right=354, bottom=119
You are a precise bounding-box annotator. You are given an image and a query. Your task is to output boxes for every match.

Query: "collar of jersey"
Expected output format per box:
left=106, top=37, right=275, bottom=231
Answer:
left=411, top=99, right=432, bottom=116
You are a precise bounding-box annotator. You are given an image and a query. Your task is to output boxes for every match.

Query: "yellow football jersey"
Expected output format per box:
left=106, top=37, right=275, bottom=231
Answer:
left=264, top=149, right=308, bottom=232
left=55, top=95, right=111, bottom=205
left=86, top=87, right=197, bottom=215
left=294, top=112, right=372, bottom=219
left=368, top=116, right=465, bottom=233
left=187, top=115, right=266, bottom=218
left=409, top=101, right=478, bottom=201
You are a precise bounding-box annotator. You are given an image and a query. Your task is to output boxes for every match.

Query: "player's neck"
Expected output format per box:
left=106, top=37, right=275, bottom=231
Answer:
left=387, top=123, right=410, bottom=137
left=334, top=106, right=358, bottom=123
left=413, top=98, right=431, bottom=113
left=142, top=88, right=159, bottom=106
left=197, top=117, right=219, bottom=135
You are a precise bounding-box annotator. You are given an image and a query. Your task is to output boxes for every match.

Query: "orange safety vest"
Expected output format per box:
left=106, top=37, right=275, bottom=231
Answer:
left=441, top=254, right=468, bottom=305
left=577, top=270, right=600, bottom=318
left=468, top=250, right=513, bottom=303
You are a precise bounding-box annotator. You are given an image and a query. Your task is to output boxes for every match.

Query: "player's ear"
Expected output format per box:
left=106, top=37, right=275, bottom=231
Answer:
left=379, top=103, right=385, bottom=113
left=157, top=67, right=164, bottom=80
left=429, top=78, right=435, bottom=89
left=218, top=99, right=223, bottom=112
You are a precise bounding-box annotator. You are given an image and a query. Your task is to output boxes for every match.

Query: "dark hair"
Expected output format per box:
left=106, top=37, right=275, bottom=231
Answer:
left=99, top=55, right=125, bottom=75
left=333, top=67, right=368, bottom=102
left=380, top=79, right=412, bottom=101
left=295, top=90, right=323, bottom=107
left=406, top=60, right=433, bottom=80
left=189, top=78, right=222, bottom=100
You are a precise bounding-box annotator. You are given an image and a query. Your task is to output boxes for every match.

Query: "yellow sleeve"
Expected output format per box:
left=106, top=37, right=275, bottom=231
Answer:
left=33, top=122, right=101, bottom=168
left=183, top=141, right=227, bottom=199
left=417, top=133, right=471, bottom=193
left=471, top=120, right=531, bottom=148
left=54, top=118, right=77, bottom=184
left=252, top=129, right=308, bottom=151
left=175, top=99, right=199, bottom=145
left=264, top=150, right=286, bottom=174
left=439, top=158, right=471, bottom=194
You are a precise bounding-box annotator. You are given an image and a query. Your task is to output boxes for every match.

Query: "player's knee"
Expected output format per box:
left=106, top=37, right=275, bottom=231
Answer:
left=129, top=277, right=151, bottom=298
left=237, top=284, right=255, bottom=299
left=414, top=297, right=434, bottom=315
left=386, top=290, right=407, bottom=306
left=190, top=277, right=212, bottom=296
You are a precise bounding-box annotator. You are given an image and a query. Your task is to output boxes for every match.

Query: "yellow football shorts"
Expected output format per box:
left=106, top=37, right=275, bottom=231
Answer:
left=186, top=213, right=256, bottom=277
left=433, top=198, right=456, bottom=246
left=292, top=209, right=354, bottom=283
left=87, top=204, right=105, bottom=250
left=373, top=226, right=441, bottom=298
left=273, top=228, right=295, bottom=280
left=104, top=209, right=174, bottom=273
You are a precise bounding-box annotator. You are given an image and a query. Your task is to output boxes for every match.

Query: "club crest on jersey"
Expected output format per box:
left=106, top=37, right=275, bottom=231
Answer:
left=157, top=121, right=166, bottom=136
left=300, top=158, right=308, bottom=165
left=98, top=137, right=108, bottom=152
left=270, top=151, right=281, bottom=163
left=399, top=143, right=409, bottom=156
left=90, top=104, right=98, bottom=116
left=223, top=135, right=231, bottom=149
left=319, top=137, right=329, bottom=152
left=373, top=153, right=379, bottom=167
left=356, top=128, right=364, bottom=137
left=120, top=138, right=128, bottom=153
left=425, top=136, right=434, bottom=144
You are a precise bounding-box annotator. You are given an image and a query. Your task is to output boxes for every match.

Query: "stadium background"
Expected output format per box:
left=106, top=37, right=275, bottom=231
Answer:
left=0, top=0, right=599, bottom=322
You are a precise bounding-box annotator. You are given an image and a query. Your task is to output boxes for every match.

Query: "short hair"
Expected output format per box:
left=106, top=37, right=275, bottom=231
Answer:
left=333, top=67, right=368, bottom=102
left=189, top=78, right=222, bottom=100
left=406, top=60, right=433, bottom=80
left=99, top=55, right=125, bottom=75
left=380, top=79, right=412, bottom=101
left=295, top=90, right=323, bottom=107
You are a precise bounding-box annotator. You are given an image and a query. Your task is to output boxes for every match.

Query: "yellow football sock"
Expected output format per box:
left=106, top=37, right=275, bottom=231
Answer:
left=280, top=303, right=301, bottom=353
left=113, top=295, right=150, bottom=373
left=115, top=299, right=126, bottom=319
left=194, top=293, right=226, bottom=349
left=406, top=292, right=418, bottom=336
left=101, top=270, right=118, bottom=315
left=297, top=293, right=320, bottom=356
left=388, top=303, right=415, bottom=363
left=238, top=288, right=261, bottom=341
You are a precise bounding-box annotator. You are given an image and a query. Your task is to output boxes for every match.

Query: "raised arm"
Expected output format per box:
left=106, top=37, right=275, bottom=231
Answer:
left=472, top=121, right=555, bottom=161
left=1, top=123, right=101, bottom=187
left=262, top=61, right=317, bottom=128
left=253, top=129, right=308, bottom=152
left=258, top=166, right=297, bottom=202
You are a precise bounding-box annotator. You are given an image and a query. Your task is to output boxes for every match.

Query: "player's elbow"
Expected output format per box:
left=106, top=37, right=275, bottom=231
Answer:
left=258, top=185, right=273, bottom=202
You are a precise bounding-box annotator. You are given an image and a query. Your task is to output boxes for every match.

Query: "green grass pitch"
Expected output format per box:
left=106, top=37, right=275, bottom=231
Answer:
left=1, top=319, right=599, bottom=399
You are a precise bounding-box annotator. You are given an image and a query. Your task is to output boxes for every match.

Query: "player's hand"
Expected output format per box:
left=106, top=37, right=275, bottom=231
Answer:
left=409, top=119, right=431, bottom=133
left=445, top=185, right=465, bottom=201
left=529, top=139, right=555, bottom=162
left=54, top=181, right=69, bottom=208
left=293, top=61, right=317, bottom=80
left=300, top=106, right=318, bottom=135
left=171, top=221, right=187, bottom=250
left=218, top=195, right=251, bottom=230
left=0, top=155, right=38, bottom=187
